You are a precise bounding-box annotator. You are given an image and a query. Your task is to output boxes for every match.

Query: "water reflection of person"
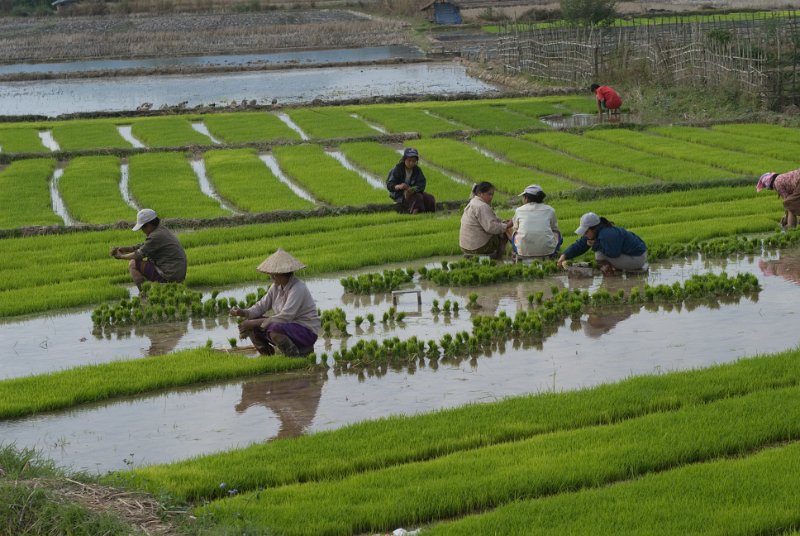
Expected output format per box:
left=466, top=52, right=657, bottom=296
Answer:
left=95, top=320, right=188, bottom=356
left=759, top=258, right=800, bottom=285
left=581, top=309, right=633, bottom=339
left=235, top=372, right=325, bottom=440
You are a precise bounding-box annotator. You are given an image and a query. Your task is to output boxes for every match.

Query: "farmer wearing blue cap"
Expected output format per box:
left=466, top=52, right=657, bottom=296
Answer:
left=557, top=212, right=647, bottom=275
left=386, top=147, right=436, bottom=214
left=110, top=208, right=187, bottom=290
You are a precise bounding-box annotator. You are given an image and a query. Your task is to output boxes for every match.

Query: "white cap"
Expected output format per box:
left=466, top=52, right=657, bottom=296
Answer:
left=257, top=248, right=306, bottom=274
left=132, top=208, right=157, bottom=231
left=575, top=212, right=601, bottom=235
left=519, top=184, right=543, bottom=197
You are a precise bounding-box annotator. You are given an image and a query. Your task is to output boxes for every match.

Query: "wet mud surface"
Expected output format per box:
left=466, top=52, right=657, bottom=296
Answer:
left=2, top=251, right=800, bottom=473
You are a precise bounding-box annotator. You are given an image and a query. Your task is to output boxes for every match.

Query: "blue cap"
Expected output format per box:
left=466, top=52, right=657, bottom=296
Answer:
left=403, top=148, right=419, bottom=159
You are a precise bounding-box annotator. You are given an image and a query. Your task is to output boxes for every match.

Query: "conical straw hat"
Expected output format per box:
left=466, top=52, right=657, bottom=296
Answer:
left=257, top=248, right=306, bottom=274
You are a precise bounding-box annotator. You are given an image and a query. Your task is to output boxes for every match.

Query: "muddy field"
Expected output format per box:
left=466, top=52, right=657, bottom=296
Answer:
left=0, top=10, right=410, bottom=63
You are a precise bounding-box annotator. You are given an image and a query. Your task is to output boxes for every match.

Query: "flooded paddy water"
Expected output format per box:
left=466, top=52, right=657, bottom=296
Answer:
left=2, top=250, right=799, bottom=474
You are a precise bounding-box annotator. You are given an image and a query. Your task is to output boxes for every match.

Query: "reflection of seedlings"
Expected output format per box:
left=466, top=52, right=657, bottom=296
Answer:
left=431, top=299, right=440, bottom=314
left=228, top=338, right=237, bottom=348
left=366, top=313, right=375, bottom=324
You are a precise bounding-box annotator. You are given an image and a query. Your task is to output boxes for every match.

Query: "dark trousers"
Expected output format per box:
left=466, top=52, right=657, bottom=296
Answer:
left=402, top=191, right=436, bottom=214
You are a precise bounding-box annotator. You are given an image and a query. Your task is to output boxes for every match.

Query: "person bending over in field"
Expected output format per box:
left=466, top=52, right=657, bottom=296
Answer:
left=230, top=249, right=320, bottom=357
left=510, top=184, right=562, bottom=260
left=386, top=147, right=436, bottom=214
left=757, top=169, right=800, bottom=229
left=590, top=83, right=622, bottom=116
left=459, top=181, right=513, bottom=260
left=557, top=212, right=647, bottom=275
left=110, top=208, right=187, bottom=290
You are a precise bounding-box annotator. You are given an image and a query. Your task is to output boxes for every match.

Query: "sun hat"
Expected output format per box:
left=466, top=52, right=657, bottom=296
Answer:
left=757, top=172, right=777, bottom=192
left=132, top=208, right=157, bottom=231
left=519, top=184, right=543, bottom=197
left=403, top=148, right=419, bottom=159
left=257, top=248, right=306, bottom=274
left=575, top=212, right=601, bottom=235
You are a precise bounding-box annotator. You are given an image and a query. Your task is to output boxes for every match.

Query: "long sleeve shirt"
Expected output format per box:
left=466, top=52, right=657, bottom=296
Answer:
left=512, top=203, right=560, bottom=257
left=241, top=276, right=321, bottom=335
left=774, top=169, right=800, bottom=200
left=563, top=224, right=646, bottom=260
left=133, top=225, right=187, bottom=282
left=459, top=195, right=507, bottom=250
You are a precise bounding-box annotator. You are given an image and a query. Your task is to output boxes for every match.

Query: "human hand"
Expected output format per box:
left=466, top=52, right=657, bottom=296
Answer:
left=229, top=307, right=245, bottom=318
left=110, top=247, right=119, bottom=258
left=556, top=255, right=568, bottom=269
left=586, top=239, right=595, bottom=247
left=238, top=318, right=261, bottom=337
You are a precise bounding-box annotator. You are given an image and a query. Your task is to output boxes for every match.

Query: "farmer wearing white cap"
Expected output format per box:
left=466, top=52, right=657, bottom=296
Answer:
left=230, top=249, right=320, bottom=357
left=757, top=169, right=800, bottom=229
left=557, top=212, right=647, bottom=275
left=386, top=147, right=436, bottom=214
left=511, top=184, right=562, bottom=259
left=110, top=208, right=187, bottom=289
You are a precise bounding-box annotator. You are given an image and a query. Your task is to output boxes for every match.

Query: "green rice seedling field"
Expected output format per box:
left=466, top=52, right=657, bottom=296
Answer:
left=272, top=144, right=387, bottom=205
left=201, top=111, right=300, bottom=143
left=51, top=120, right=131, bottom=151
left=426, top=102, right=541, bottom=132
left=503, top=96, right=597, bottom=117
left=412, top=137, right=577, bottom=194
left=586, top=127, right=798, bottom=176
left=58, top=156, right=132, bottom=224
left=713, top=123, right=800, bottom=146
left=203, top=148, right=313, bottom=212
left=352, top=105, right=465, bottom=135
left=0, top=158, right=59, bottom=229
left=651, top=125, right=800, bottom=164
left=338, top=141, right=473, bottom=201
left=0, top=126, right=45, bottom=153
left=285, top=107, right=379, bottom=139
left=127, top=116, right=209, bottom=147
left=127, top=152, right=230, bottom=219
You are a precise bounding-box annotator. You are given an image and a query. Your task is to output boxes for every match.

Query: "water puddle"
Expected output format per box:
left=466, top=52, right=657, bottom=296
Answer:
left=276, top=112, right=309, bottom=140
left=49, top=166, right=73, bottom=225
left=119, top=161, right=138, bottom=210
left=38, top=130, right=60, bottom=151
left=0, top=46, right=426, bottom=76
left=326, top=150, right=384, bottom=189
left=189, top=157, right=238, bottom=214
left=191, top=121, right=222, bottom=145
left=116, top=126, right=146, bottom=148
left=0, top=63, right=498, bottom=117
left=470, top=143, right=506, bottom=163
left=258, top=154, right=316, bottom=203
left=350, top=112, right=387, bottom=134
left=3, top=251, right=800, bottom=473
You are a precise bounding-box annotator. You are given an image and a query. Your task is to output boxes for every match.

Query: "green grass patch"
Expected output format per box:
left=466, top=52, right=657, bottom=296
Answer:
left=0, top=126, right=46, bottom=153
left=203, top=149, right=313, bottom=212
left=59, top=156, right=133, bottom=224
left=351, top=105, right=465, bottom=136
left=271, top=144, right=387, bottom=206
left=0, top=158, right=59, bottom=229
left=426, top=102, right=540, bottom=132
left=284, top=108, right=378, bottom=139
left=127, top=152, right=229, bottom=219
left=127, top=116, right=209, bottom=147
left=713, top=123, right=800, bottom=146
left=338, top=141, right=472, bottom=201
left=675, top=124, right=800, bottom=161
left=473, top=135, right=652, bottom=188
left=412, top=137, right=576, bottom=194
left=0, top=348, right=306, bottom=419
left=201, top=112, right=300, bottom=143
left=51, top=121, right=131, bottom=151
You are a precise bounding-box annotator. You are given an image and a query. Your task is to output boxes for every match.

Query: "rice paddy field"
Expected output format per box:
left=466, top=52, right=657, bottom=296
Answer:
left=3, top=94, right=800, bottom=535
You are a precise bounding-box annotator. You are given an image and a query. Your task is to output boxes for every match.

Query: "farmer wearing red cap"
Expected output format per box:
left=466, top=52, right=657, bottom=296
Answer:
left=590, top=84, right=622, bottom=116
left=386, top=147, right=436, bottom=214
left=110, top=208, right=187, bottom=290
left=757, top=169, right=800, bottom=229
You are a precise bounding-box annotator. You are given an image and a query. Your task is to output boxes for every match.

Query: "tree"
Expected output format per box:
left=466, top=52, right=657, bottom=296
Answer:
left=560, top=0, right=617, bottom=27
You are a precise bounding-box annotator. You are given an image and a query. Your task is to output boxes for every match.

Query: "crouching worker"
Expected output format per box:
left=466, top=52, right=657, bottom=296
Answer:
left=511, top=184, right=562, bottom=260
left=460, top=181, right=513, bottom=260
left=111, top=208, right=187, bottom=290
left=230, top=249, right=320, bottom=357
left=387, top=148, right=436, bottom=214
left=557, top=212, right=647, bottom=275
left=757, top=169, right=800, bottom=229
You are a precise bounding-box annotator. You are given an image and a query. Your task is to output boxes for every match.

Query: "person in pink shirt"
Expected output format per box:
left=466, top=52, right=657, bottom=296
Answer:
left=757, top=169, right=800, bottom=229
left=590, top=84, right=622, bottom=116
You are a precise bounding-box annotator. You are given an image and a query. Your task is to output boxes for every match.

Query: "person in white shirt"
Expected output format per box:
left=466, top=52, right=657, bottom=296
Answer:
left=230, top=249, right=320, bottom=357
left=511, top=184, right=562, bottom=260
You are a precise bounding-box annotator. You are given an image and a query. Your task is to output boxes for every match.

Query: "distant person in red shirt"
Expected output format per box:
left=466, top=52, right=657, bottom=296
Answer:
left=590, top=84, right=622, bottom=116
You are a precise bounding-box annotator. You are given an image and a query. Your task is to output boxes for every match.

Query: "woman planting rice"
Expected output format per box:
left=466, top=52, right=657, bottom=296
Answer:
left=757, top=169, right=800, bottom=229
left=557, top=212, right=647, bottom=275
left=511, top=184, right=562, bottom=260
left=459, top=181, right=512, bottom=260
left=230, top=249, right=320, bottom=357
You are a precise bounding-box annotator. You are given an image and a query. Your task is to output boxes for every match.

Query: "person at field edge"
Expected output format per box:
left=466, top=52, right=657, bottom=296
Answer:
left=110, top=208, right=187, bottom=290
left=757, top=169, right=800, bottom=229
left=386, top=147, right=436, bottom=214
left=557, top=212, right=647, bottom=275
left=230, top=249, right=320, bottom=357
left=590, top=83, right=622, bottom=116
left=511, top=184, right=562, bottom=260
left=460, top=181, right=513, bottom=260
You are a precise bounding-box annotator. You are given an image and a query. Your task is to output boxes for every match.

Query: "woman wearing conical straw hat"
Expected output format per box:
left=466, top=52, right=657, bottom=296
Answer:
left=230, top=249, right=320, bottom=356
